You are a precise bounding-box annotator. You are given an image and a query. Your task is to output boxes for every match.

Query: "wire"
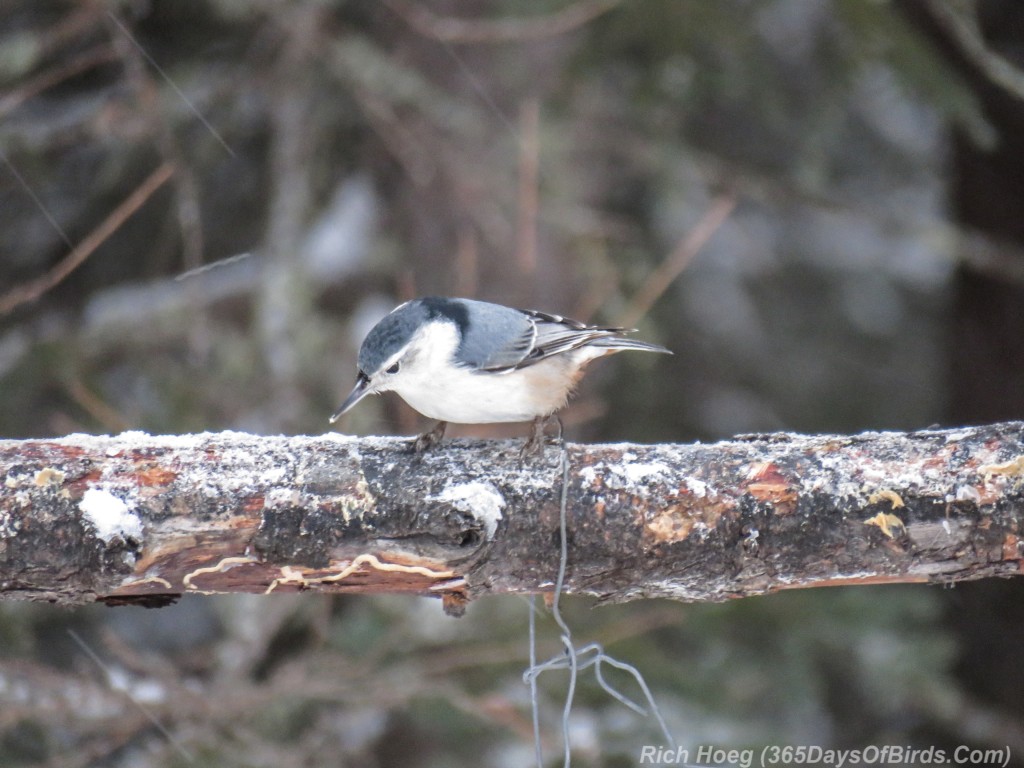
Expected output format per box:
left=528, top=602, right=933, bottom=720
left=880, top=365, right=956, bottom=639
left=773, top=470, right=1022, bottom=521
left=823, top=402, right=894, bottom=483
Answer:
left=524, top=443, right=676, bottom=767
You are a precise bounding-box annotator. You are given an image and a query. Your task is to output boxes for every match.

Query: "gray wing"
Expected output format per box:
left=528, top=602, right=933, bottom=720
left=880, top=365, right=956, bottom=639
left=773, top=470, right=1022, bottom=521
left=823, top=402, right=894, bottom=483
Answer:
left=454, top=299, right=538, bottom=370
left=455, top=299, right=667, bottom=372
left=516, top=309, right=627, bottom=367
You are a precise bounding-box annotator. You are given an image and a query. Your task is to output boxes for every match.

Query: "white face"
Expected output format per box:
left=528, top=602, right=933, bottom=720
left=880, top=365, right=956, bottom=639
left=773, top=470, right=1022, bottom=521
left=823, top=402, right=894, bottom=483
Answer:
left=332, top=320, right=464, bottom=424
left=369, top=320, right=462, bottom=397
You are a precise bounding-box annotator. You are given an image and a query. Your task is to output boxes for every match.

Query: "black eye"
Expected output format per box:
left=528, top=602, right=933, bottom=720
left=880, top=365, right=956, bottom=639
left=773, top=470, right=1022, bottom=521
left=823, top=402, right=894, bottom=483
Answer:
left=386, top=362, right=400, bottom=375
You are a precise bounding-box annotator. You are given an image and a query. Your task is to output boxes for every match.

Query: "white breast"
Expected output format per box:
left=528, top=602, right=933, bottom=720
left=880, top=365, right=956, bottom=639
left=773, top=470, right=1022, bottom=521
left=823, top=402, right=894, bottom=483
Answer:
left=388, top=322, right=605, bottom=424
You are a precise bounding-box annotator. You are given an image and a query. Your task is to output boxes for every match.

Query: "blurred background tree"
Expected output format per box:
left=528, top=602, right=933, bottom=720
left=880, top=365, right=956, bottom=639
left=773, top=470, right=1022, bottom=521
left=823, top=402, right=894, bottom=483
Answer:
left=2, top=0, right=1023, bottom=765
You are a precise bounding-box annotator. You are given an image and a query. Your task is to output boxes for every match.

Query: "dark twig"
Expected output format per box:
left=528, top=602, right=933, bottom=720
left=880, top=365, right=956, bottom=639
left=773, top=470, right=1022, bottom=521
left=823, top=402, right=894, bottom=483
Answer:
left=0, top=162, right=175, bottom=316
left=619, top=195, right=736, bottom=329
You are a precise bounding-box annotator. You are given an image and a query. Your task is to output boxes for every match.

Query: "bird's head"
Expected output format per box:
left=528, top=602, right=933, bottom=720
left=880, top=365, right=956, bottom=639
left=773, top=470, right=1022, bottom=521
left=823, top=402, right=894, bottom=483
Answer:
left=330, top=299, right=462, bottom=422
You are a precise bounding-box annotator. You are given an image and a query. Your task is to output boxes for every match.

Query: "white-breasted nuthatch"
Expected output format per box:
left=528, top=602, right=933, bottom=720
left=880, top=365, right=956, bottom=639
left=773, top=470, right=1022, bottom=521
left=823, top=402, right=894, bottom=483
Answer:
left=331, top=296, right=671, bottom=453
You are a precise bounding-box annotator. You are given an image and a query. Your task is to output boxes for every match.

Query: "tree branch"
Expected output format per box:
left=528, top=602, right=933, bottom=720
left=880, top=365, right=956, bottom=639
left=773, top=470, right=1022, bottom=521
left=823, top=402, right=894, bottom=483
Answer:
left=922, top=0, right=1024, bottom=105
left=0, top=162, right=175, bottom=316
left=381, top=0, right=622, bottom=44
left=2, top=423, right=1023, bottom=610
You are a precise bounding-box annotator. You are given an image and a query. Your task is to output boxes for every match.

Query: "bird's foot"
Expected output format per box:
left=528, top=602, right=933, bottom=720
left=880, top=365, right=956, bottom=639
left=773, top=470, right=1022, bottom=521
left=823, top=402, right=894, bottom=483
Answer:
left=412, top=421, right=448, bottom=453
left=520, top=415, right=563, bottom=461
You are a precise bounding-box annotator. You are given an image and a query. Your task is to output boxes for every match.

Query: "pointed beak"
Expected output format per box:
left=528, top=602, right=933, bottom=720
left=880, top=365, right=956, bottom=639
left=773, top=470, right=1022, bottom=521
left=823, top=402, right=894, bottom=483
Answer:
left=330, top=372, right=371, bottom=423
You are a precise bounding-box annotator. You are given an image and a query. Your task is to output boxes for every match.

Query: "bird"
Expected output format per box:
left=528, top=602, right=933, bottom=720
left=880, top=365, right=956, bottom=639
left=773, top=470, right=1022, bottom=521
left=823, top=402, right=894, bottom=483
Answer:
left=330, top=296, right=671, bottom=454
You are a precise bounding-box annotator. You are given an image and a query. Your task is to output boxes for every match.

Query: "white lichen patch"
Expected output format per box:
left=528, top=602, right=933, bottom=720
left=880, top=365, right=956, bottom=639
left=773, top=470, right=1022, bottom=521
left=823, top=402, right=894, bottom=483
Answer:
left=950, top=485, right=982, bottom=504
left=5, top=467, right=36, bottom=489
left=806, top=448, right=943, bottom=504
left=578, top=455, right=677, bottom=497
left=263, top=487, right=301, bottom=508
left=0, top=511, right=21, bottom=538
left=684, top=477, right=708, bottom=497
left=616, top=462, right=671, bottom=484
left=943, top=429, right=975, bottom=442
left=79, top=488, right=143, bottom=544
left=430, top=481, right=505, bottom=540
left=259, top=466, right=287, bottom=484
left=318, top=431, right=364, bottom=444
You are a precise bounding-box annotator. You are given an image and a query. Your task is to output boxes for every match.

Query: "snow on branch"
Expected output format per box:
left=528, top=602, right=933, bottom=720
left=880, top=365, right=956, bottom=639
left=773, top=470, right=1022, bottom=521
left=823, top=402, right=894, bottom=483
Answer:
left=1, top=423, right=1023, bottom=609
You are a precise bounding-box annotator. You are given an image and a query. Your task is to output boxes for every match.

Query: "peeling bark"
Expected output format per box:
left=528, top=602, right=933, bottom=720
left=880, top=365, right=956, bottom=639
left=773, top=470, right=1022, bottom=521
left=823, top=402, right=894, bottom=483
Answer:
left=1, top=423, right=1023, bottom=608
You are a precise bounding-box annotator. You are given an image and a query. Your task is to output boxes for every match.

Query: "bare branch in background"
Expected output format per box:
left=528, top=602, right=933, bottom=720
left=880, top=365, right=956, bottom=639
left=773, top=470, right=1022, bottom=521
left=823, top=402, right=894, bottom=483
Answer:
left=382, top=0, right=622, bottom=43
left=0, top=44, right=116, bottom=119
left=516, top=98, right=540, bottom=275
left=619, top=194, right=737, bottom=328
left=105, top=10, right=236, bottom=158
left=0, top=162, right=175, bottom=316
left=923, top=0, right=1024, bottom=103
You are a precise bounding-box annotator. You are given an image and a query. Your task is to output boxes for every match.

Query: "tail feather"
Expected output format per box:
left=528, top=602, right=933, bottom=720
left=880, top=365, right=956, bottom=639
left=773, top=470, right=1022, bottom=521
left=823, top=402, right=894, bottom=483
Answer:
left=589, top=336, right=672, bottom=354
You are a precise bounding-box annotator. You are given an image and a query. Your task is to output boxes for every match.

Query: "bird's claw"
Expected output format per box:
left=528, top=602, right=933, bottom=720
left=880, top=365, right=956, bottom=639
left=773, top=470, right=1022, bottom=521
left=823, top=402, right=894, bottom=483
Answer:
left=519, top=415, right=563, bottom=461
left=411, top=421, right=447, bottom=453
left=519, top=433, right=546, bottom=460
